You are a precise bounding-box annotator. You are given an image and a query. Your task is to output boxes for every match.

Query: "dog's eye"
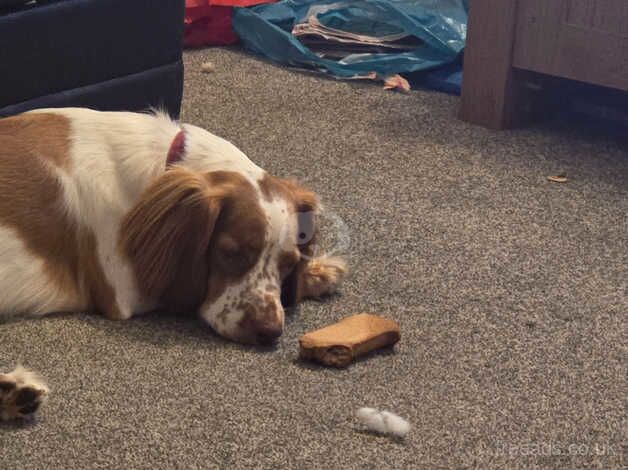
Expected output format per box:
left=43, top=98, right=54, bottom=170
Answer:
left=215, top=235, right=261, bottom=276
left=216, top=237, right=243, bottom=269
left=217, top=236, right=239, bottom=257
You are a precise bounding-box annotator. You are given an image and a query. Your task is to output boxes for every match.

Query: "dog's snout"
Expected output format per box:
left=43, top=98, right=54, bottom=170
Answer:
left=256, top=322, right=283, bottom=345
left=235, top=291, right=285, bottom=345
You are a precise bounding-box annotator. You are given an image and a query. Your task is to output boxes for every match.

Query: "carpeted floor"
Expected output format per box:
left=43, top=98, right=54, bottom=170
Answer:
left=2, top=48, right=626, bottom=469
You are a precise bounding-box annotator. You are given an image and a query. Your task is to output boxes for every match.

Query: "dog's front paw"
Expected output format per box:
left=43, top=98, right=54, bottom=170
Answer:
left=300, top=256, right=348, bottom=299
left=0, top=366, right=48, bottom=421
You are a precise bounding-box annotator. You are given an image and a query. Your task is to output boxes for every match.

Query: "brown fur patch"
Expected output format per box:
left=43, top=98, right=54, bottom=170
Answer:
left=204, top=172, right=268, bottom=305
left=0, top=113, right=72, bottom=169
left=119, top=167, right=222, bottom=312
left=0, top=112, right=120, bottom=317
left=120, top=169, right=268, bottom=313
left=258, top=173, right=318, bottom=213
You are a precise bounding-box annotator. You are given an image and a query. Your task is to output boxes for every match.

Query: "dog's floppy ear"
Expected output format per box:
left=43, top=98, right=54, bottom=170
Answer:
left=120, top=167, right=223, bottom=311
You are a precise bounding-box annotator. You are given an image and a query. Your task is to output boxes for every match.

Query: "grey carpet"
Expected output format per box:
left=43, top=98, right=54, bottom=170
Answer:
left=1, top=48, right=626, bottom=469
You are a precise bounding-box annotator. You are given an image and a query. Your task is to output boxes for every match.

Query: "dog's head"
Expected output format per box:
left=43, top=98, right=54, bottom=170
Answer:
left=120, top=167, right=317, bottom=344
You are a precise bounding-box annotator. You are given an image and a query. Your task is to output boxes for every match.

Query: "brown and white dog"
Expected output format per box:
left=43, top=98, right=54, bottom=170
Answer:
left=0, top=108, right=346, bottom=419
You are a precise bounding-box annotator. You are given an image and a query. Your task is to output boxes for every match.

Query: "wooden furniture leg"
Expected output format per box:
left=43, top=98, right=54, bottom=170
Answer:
left=459, top=0, right=524, bottom=129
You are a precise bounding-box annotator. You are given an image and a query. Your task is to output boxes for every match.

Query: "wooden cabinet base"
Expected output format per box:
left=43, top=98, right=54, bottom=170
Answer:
left=460, top=0, right=628, bottom=130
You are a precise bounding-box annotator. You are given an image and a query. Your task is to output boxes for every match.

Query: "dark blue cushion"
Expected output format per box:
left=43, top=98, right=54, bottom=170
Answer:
left=0, top=0, right=184, bottom=116
left=0, top=61, right=183, bottom=117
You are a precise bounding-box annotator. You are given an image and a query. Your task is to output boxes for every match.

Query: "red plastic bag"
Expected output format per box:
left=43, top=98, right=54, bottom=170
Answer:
left=184, top=0, right=275, bottom=47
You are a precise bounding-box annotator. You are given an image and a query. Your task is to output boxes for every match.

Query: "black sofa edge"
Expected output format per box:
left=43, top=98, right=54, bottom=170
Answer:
left=0, top=60, right=184, bottom=118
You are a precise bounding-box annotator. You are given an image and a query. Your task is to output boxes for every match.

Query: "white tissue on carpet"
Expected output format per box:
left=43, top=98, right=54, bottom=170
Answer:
left=356, top=407, right=410, bottom=437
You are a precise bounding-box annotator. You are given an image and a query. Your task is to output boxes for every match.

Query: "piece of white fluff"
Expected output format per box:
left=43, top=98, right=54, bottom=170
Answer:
left=357, top=407, right=411, bottom=437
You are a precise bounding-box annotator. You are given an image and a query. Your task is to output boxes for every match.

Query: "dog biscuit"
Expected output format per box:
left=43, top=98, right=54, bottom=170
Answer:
left=299, top=313, right=400, bottom=367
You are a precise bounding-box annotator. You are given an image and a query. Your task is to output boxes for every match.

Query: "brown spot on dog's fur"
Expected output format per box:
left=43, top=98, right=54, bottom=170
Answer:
left=0, top=112, right=120, bottom=317
left=216, top=306, right=230, bottom=326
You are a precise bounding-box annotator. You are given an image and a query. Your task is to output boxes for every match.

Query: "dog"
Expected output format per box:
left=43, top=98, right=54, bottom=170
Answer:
left=0, top=108, right=346, bottom=420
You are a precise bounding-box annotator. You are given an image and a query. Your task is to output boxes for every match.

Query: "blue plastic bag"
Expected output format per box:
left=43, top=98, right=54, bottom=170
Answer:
left=232, top=0, right=467, bottom=83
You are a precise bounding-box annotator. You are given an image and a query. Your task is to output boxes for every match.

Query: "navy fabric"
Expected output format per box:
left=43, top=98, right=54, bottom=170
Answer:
left=0, top=0, right=30, bottom=9
left=0, top=0, right=184, bottom=116
left=0, top=61, right=184, bottom=118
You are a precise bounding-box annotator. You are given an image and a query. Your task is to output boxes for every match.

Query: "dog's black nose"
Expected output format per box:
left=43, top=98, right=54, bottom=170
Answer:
left=256, top=324, right=283, bottom=345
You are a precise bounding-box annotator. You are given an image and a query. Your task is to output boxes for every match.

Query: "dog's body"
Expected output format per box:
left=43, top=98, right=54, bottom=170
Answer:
left=0, top=108, right=345, bottom=420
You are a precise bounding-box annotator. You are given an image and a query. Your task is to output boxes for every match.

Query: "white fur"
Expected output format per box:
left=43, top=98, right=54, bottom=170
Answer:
left=181, top=123, right=264, bottom=182
left=357, top=407, right=411, bottom=437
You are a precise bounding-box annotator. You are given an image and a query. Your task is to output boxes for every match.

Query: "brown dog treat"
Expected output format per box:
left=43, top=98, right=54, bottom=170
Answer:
left=299, top=314, right=400, bottom=367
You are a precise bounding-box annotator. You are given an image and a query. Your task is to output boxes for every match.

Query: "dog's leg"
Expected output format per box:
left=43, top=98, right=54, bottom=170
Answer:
left=299, top=256, right=347, bottom=300
left=0, top=366, right=48, bottom=421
